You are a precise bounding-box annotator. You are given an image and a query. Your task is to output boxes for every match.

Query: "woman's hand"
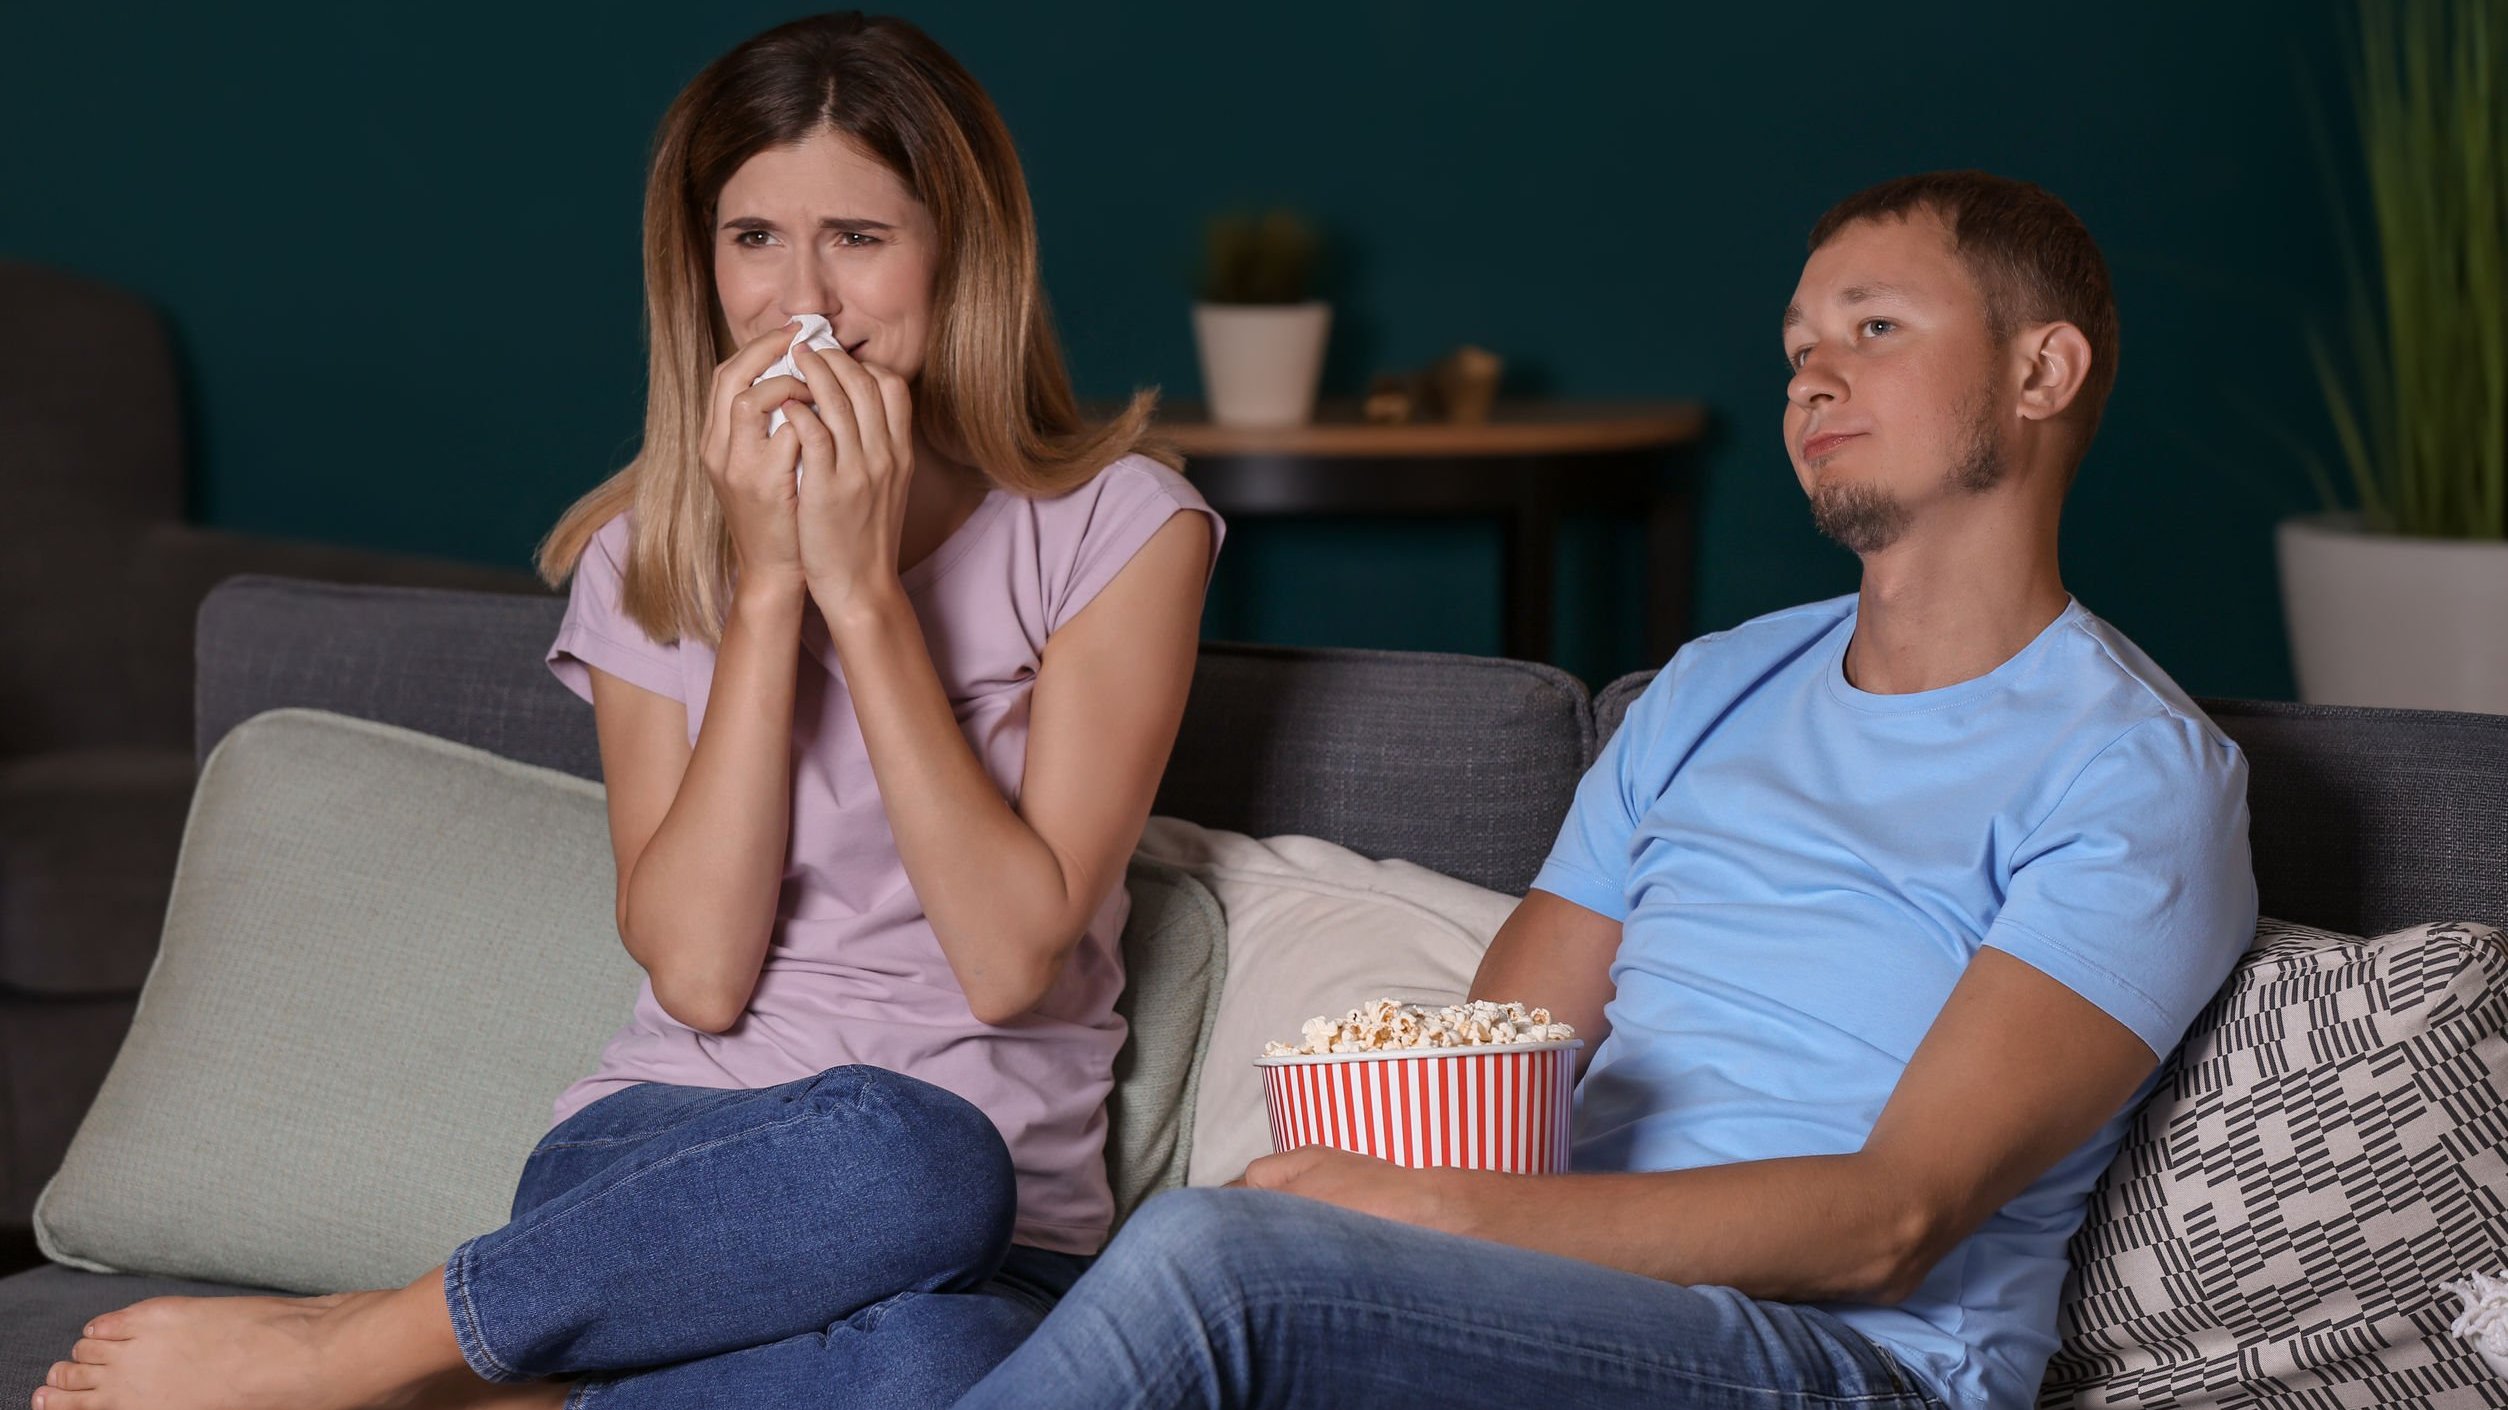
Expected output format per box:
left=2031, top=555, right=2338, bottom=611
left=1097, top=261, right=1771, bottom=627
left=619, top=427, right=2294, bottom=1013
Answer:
left=786, top=340, right=917, bottom=625
left=701, top=321, right=815, bottom=594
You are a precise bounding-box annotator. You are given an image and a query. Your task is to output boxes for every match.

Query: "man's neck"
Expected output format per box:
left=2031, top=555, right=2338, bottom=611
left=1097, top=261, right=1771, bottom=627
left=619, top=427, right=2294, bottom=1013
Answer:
left=1842, top=504, right=2070, bottom=696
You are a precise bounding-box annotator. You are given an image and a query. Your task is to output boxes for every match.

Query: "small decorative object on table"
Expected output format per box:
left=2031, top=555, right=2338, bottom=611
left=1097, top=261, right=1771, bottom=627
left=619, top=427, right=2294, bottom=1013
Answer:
left=1192, top=209, right=1330, bottom=429
left=1362, top=345, right=1507, bottom=425
left=1363, top=372, right=1425, bottom=425
left=1430, top=344, right=1503, bottom=423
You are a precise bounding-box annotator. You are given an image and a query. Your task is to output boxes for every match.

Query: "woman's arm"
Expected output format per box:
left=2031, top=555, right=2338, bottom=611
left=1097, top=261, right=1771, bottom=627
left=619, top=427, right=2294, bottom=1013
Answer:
left=824, top=512, right=1212, bottom=1025
left=590, top=578, right=807, bottom=1033
left=781, top=339, right=1213, bottom=1024
left=593, top=320, right=837, bottom=1032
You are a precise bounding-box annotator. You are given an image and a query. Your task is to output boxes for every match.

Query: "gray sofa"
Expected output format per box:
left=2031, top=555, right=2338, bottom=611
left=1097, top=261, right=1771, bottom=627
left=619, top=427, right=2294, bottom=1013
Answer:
left=2, top=574, right=2504, bottom=1401
left=0, top=263, right=547, bottom=1240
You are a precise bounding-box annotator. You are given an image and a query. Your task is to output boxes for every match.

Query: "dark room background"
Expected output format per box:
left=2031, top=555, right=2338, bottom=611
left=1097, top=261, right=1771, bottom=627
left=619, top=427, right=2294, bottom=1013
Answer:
left=1, top=2, right=2357, bottom=693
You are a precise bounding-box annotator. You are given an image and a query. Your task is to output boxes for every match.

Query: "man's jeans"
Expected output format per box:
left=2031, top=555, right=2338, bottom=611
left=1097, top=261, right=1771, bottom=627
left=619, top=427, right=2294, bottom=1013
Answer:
left=439, top=1066, right=1088, bottom=1408
left=955, top=1187, right=1949, bottom=1410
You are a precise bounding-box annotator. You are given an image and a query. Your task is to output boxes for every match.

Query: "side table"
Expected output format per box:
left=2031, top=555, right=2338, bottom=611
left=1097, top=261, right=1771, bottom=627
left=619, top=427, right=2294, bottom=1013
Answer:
left=1155, top=400, right=1709, bottom=665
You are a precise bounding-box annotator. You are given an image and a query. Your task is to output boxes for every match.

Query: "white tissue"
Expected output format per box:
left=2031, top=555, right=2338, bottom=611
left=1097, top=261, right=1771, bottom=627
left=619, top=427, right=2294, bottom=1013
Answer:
left=757, top=314, right=843, bottom=449
left=2444, top=1270, right=2508, bottom=1379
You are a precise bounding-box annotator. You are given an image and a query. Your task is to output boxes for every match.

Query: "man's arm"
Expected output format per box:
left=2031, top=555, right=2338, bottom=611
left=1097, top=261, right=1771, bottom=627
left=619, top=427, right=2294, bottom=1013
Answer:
left=1248, top=946, right=2158, bottom=1305
left=1467, top=890, right=1621, bottom=1074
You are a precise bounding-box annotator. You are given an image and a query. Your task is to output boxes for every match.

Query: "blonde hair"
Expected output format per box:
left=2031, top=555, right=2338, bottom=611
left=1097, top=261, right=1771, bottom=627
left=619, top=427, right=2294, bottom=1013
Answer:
left=534, top=11, right=1174, bottom=645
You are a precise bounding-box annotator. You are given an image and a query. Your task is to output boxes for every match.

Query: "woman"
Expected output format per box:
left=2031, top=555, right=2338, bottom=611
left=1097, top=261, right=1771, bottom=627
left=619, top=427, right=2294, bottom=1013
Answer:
left=35, top=12, right=1219, bottom=1409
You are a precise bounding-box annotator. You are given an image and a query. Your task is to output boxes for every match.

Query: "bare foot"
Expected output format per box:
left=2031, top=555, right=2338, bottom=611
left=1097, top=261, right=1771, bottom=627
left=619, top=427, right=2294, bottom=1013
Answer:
left=32, top=1272, right=470, bottom=1410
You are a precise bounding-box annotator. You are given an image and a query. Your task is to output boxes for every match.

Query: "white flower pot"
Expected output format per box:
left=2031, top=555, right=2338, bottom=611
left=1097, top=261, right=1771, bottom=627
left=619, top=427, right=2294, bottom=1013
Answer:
left=1192, top=301, right=1331, bottom=429
left=2277, top=511, right=2508, bottom=713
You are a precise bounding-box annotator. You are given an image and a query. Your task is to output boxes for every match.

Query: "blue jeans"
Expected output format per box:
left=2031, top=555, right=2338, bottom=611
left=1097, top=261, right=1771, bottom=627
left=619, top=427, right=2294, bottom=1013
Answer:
left=954, top=1188, right=1949, bottom=1410
left=439, top=1066, right=1089, bottom=1408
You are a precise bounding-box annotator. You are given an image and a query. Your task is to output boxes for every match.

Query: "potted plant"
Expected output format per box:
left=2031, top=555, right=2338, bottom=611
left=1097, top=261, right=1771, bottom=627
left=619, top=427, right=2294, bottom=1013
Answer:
left=1192, top=210, right=1328, bottom=428
left=2281, top=0, right=2507, bottom=711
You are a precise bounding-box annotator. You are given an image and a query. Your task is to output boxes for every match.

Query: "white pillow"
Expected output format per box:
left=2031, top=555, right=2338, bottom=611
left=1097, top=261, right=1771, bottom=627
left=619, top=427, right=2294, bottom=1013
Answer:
left=1135, top=817, right=1520, bottom=1185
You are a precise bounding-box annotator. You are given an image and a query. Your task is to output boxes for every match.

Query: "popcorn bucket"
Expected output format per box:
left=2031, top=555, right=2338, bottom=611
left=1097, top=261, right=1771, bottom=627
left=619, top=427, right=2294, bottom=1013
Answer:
left=1255, top=1041, right=1582, bottom=1173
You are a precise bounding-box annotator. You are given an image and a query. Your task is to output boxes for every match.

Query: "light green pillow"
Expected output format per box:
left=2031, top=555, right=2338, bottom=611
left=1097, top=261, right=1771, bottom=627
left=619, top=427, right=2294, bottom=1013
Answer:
left=36, top=709, right=1226, bottom=1290
left=36, top=709, right=645, bottom=1291
left=1106, top=855, right=1226, bottom=1228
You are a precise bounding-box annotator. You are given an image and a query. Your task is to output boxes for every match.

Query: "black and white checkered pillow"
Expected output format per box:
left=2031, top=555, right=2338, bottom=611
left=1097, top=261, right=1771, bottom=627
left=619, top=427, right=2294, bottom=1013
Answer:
left=2039, top=918, right=2508, bottom=1409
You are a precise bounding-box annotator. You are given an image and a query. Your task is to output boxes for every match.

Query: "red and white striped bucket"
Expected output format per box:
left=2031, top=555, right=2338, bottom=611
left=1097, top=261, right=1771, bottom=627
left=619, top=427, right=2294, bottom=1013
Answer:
left=1256, top=1041, right=1581, bottom=1173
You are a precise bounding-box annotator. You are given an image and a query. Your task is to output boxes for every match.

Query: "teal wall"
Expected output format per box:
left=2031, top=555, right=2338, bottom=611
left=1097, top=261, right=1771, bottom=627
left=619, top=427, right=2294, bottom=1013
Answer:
left=2, top=2, right=2354, bottom=695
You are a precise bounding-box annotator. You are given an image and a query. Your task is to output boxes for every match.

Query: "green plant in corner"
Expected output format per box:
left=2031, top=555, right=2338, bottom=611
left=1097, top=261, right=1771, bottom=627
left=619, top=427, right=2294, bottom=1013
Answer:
left=1201, top=210, right=1319, bottom=306
left=2309, top=0, right=2508, bottom=539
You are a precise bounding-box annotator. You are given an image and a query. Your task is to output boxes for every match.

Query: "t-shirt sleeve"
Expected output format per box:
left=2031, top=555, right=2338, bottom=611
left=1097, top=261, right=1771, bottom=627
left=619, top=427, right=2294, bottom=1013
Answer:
left=1529, top=660, right=1683, bottom=921
left=546, top=514, right=684, bottom=705
left=1981, top=714, right=2257, bottom=1061
left=1042, top=458, right=1226, bottom=636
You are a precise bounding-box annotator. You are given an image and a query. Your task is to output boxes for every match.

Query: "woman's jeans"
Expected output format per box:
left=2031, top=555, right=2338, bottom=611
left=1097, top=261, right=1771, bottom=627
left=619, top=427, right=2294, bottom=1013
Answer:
left=439, top=1066, right=1088, bottom=1408
left=955, top=1187, right=1950, bottom=1410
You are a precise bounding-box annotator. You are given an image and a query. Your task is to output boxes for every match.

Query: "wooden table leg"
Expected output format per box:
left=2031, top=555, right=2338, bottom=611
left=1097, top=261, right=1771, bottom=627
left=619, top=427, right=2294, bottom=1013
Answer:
left=1645, top=470, right=1696, bottom=665
left=1505, top=486, right=1559, bottom=664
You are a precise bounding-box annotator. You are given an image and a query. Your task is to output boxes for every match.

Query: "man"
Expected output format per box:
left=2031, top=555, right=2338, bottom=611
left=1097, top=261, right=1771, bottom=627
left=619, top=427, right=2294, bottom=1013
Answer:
left=955, top=171, right=2257, bottom=1410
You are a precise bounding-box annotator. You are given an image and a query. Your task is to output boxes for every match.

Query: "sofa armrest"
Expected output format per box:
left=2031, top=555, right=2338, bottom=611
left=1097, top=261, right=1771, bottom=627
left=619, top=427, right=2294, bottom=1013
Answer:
left=0, top=994, right=143, bottom=1230
left=0, top=749, right=194, bottom=994
left=124, top=524, right=553, bottom=750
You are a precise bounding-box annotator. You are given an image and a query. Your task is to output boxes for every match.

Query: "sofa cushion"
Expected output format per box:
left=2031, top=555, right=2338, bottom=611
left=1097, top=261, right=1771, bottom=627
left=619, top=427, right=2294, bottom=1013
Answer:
left=2040, top=918, right=2508, bottom=1408
left=196, top=580, right=1595, bottom=897
left=1154, top=644, right=1590, bottom=895
left=1598, top=670, right=2508, bottom=939
left=124, top=523, right=550, bottom=753
left=34, top=708, right=1228, bottom=1291
left=1135, top=818, right=1518, bottom=1186
left=196, top=580, right=596, bottom=783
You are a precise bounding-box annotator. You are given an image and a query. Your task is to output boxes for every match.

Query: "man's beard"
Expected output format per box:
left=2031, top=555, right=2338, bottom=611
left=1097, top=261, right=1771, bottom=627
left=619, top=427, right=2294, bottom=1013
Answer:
left=1808, top=392, right=2007, bottom=555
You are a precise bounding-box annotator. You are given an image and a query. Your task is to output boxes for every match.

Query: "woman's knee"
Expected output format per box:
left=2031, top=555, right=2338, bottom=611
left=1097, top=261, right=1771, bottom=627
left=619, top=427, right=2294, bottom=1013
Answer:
left=808, top=1067, right=1013, bottom=1198
left=786, top=1066, right=1018, bottom=1277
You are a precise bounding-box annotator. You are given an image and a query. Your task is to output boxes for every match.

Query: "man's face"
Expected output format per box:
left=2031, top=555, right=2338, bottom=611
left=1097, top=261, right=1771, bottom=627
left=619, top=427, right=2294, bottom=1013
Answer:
left=1781, top=212, right=2009, bottom=555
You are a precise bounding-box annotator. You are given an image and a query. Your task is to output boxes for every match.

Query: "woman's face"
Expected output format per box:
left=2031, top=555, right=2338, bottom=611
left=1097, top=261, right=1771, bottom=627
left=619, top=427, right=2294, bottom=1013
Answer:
left=712, top=125, right=941, bottom=380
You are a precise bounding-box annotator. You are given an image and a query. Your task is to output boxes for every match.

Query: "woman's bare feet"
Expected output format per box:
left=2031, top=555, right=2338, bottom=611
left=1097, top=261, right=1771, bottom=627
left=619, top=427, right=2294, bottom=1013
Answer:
left=29, top=1267, right=500, bottom=1410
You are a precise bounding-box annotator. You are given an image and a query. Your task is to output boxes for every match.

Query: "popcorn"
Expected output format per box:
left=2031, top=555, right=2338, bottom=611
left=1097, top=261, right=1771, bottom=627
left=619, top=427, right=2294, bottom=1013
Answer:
left=1262, top=998, right=1576, bottom=1057
left=2444, top=1270, right=2508, bottom=1372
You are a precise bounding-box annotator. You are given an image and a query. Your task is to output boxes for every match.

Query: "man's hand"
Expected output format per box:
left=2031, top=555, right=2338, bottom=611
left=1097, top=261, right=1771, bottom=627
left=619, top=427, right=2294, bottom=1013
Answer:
left=1231, top=1147, right=1471, bottom=1234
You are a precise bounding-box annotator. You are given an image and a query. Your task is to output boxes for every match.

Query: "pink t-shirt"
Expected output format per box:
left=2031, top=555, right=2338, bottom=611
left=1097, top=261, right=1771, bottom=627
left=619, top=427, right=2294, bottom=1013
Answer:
left=543, top=454, right=1222, bottom=1254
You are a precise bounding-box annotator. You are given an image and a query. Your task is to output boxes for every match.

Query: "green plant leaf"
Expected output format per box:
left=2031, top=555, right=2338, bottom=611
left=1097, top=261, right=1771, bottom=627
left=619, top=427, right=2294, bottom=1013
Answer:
left=2311, top=0, right=2508, bottom=539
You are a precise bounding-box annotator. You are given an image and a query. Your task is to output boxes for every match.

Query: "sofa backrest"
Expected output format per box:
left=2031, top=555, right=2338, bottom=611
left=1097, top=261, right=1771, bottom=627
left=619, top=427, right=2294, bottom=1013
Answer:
left=1596, top=671, right=2508, bottom=936
left=198, top=577, right=2508, bottom=929
left=195, top=578, right=1593, bottom=895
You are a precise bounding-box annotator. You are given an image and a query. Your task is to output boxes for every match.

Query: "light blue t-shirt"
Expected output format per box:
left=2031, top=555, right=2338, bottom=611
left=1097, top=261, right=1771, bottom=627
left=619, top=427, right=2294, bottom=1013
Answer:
left=1532, top=593, right=2256, bottom=1410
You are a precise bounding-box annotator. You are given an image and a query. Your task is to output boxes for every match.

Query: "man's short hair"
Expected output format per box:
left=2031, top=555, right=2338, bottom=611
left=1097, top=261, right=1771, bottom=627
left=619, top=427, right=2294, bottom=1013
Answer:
left=1810, top=171, right=2120, bottom=448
